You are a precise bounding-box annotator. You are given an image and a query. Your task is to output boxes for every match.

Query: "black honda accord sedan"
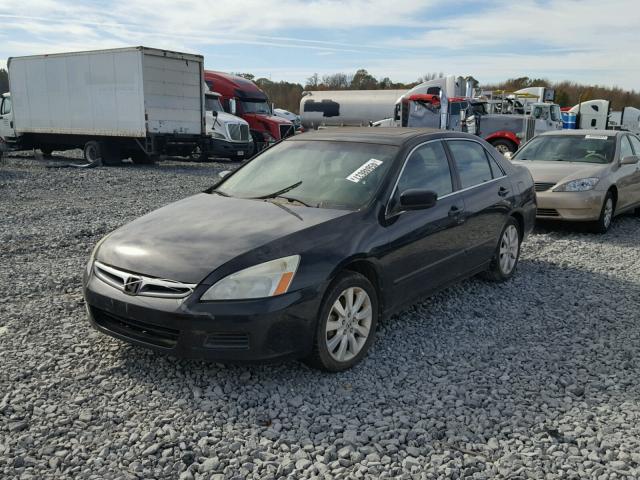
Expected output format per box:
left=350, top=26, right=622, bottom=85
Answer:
left=84, top=128, right=535, bottom=371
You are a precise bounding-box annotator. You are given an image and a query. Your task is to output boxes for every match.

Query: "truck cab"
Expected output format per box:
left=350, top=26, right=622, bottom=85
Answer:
left=204, top=90, right=253, bottom=159
left=0, top=93, right=15, bottom=155
left=204, top=71, right=294, bottom=152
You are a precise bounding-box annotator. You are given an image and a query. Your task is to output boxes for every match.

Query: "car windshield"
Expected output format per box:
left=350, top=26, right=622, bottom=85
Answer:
left=241, top=100, right=271, bottom=114
left=513, top=134, right=616, bottom=164
left=214, top=140, right=398, bottom=210
left=205, top=95, right=224, bottom=113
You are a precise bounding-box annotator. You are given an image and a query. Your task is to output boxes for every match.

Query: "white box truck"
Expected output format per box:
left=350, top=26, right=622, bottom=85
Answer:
left=0, top=46, right=213, bottom=164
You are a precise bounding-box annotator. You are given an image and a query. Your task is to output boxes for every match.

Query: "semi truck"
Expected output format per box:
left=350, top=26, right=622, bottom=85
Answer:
left=0, top=47, right=211, bottom=164
left=203, top=89, right=253, bottom=159
left=204, top=71, right=294, bottom=153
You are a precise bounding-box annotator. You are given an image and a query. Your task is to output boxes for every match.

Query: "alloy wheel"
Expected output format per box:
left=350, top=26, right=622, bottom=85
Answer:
left=325, top=287, right=372, bottom=363
left=603, top=198, right=613, bottom=229
left=499, top=225, right=519, bottom=274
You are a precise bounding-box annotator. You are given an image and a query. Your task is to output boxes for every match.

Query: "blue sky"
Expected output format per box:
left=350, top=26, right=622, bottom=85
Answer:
left=1, top=0, right=638, bottom=90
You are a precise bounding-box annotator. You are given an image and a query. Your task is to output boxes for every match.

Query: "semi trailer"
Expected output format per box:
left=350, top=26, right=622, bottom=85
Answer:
left=0, top=47, right=212, bottom=164
left=204, top=71, right=294, bottom=153
left=299, top=89, right=406, bottom=129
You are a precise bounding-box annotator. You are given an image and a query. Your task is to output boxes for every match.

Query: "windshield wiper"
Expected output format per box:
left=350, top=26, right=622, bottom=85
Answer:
left=209, top=189, right=229, bottom=197
left=250, top=181, right=302, bottom=200
left=270, top=195, right=314, bottom=207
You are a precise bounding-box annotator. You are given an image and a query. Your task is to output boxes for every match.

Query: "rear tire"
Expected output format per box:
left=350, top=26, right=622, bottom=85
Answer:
left=491, top=139, right=517, bottom=155
left=482, top=218, right=521, bottom=282
left=83, top=140, right=103, bottom=166
left=305, top=272, right=378, bottom=372
left=591, top=192, right=615, bottom=233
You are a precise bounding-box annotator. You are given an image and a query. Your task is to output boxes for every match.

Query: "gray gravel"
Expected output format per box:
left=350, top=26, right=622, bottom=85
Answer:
left=2, top=151, right=640, bottom=479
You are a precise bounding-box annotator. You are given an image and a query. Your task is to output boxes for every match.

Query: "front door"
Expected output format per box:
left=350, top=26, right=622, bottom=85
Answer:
left=0, top=96, right=15, bottom=141
left=380, top=140, right=469, bottom=308
left=623, top=135, right=640, bottom=209
left=616, top=135, right=637, bottom=211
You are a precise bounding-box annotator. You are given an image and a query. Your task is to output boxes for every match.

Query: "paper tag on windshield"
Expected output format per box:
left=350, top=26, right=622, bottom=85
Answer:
left=585, top=135, right=608, bottom=140
left=346, top=159, right=383, bottom=183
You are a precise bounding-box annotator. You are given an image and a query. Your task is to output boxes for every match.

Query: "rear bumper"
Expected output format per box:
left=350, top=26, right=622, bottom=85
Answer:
left=206, top=139, right=253, bottom=159
left=83, top=267, right=323, bottom=362
left=536, top=190, right=604, bottom=221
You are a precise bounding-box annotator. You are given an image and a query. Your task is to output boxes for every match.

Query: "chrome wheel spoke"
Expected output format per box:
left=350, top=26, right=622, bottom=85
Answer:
left=355, top=305, right=372, bottom=320
left=327, top=333, right=342, bottom=352
left=326, top=319, right=341, bottom=332
left=336, top=335, right=349, bottom=360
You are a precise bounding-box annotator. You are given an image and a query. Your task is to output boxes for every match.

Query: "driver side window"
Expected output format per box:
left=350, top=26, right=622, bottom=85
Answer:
left=396, top=141, right=453, bottom=198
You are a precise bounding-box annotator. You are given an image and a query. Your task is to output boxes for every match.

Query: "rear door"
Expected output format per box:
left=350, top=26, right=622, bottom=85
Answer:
left=381, top=140, right=468, bottom=307
left=445, top=139, right=513, bottom=267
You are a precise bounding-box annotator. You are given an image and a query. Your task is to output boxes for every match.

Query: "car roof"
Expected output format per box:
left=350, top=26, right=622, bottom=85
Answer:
left=539, top=129, right=621, bottom=137
left=288, top=127, right=469, bottom=146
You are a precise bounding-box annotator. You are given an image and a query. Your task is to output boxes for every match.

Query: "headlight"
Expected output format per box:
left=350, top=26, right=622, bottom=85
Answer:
left=200, top=255, right=300, bottom=301
left=553, top=177, right=600, bottom=192
left=210, top=131, right=226, bottom=140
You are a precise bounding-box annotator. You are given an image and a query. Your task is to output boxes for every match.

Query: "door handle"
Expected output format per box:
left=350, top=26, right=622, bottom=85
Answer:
left=498, top=186, right=510, bottom=197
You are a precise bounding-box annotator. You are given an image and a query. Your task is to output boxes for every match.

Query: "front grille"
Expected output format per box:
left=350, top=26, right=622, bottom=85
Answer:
left=93, top=262, right=195, bottom=299
left=91, top=307, right=179, bottom=349
left=279, top=124, right=295, bottom=139
left=535, top=182, right=556, bottom=192
left=537, top=208, right=560, bottom=217
left=227, top=124, right=250, bottom=142
left=204, top=333, right=250, bottom=350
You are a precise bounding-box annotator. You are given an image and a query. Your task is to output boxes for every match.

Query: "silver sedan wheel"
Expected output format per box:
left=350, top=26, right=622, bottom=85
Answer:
left=499, top=225, right=519, bottom=274
left=603, top=197, right=613, bottom=229
left=325, top=287, right=372, bottom=363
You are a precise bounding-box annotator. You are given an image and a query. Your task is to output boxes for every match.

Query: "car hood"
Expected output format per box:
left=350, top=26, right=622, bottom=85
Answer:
left=96, top=193, right=350, bottom=283
left=511, top=160, right=609, bottom=184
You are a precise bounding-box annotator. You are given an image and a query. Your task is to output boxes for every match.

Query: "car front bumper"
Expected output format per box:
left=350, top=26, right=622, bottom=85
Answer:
left=83, top=267, right=324, bottom=362
left=536, top=190, right=605, bottom=221
left=207, top=139, right=253, bottom=159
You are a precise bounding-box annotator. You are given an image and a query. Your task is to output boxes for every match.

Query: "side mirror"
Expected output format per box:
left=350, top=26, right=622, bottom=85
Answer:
left=621, top=155, right=639, bottom=165
left=219, top=170, right=232, bottom=178
left=503, top=151, right=513, bottom=160
left=399, top=189, right=438, bottom=210
left=229, top=98, right=237, bottom=115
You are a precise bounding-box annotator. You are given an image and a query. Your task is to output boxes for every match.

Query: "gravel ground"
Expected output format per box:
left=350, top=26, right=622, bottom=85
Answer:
left=1, top=151, right=640, bottom=480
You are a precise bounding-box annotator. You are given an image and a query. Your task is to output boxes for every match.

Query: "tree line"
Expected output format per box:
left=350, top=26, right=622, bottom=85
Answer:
left=243, top=71, right=640, bottom=115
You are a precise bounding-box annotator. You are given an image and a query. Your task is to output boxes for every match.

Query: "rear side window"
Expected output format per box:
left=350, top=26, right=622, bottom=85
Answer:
left=448, top=140, right=494, bottom=189
left=620, top=136, right=634, bottom=159
left=396, top=141, right=452, bottom=197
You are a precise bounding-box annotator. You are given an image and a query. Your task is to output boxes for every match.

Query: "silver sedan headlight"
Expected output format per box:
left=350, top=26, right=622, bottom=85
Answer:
left=200, top=255, right=300, bottom=301
left=553, top=177, right=600, bottom=192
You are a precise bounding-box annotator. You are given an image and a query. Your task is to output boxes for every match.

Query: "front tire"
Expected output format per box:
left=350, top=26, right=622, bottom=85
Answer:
left=591, top=192, right=614, bottom=233
left=305, top=272, right=378, bottom=372
left=483, top=218, right=521, bottom=282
